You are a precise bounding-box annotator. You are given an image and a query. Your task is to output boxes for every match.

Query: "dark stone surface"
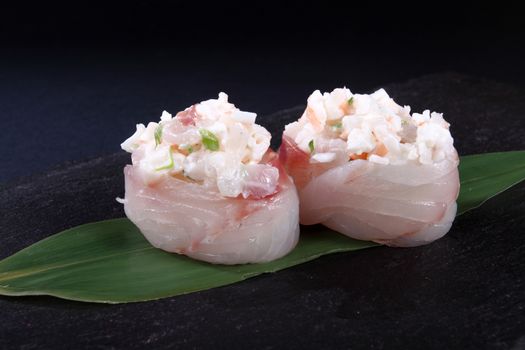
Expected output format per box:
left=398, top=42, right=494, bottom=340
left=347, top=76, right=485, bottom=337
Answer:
left=1, top=73, right=525, bottom=349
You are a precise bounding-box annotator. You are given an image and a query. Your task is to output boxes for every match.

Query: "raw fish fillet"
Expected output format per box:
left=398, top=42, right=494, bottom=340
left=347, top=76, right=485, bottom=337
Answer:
left=123, top=154, right=300, bottom=264
left=280, top=136, right=460, bottom=247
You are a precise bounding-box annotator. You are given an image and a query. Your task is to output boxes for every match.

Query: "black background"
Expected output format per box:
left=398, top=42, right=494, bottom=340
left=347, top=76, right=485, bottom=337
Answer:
left=1, top=0, right=524, bottom=182
left=1, top=2, right=525, bottom=349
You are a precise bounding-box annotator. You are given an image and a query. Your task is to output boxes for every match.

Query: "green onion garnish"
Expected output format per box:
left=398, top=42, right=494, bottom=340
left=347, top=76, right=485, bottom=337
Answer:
left=308, top=139, right=315, bottom=154
left=154, top=124, right=163, bottom=147
left=199, top=129, right=220, bottom=151
left=347, top=97, right=354, bottom=105
left=155, top=148, right=174, bottom=171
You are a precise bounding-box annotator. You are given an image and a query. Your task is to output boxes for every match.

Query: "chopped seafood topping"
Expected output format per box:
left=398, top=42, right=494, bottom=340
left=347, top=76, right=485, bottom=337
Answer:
left=284, top=88, right=455, bottom=165
left=121, top=93, right=276, bottom=198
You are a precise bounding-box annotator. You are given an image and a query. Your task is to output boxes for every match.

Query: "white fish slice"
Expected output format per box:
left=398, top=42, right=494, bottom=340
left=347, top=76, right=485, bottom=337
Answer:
left=123, top=162, right=300, bottom=265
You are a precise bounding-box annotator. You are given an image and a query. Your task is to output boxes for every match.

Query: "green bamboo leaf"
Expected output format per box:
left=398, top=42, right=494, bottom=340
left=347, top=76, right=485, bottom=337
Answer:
left=0, top=220, right=374, bottom=303
left=457, top=151, right=525, bottom=215
left=0, top=151, right=524, bottom=303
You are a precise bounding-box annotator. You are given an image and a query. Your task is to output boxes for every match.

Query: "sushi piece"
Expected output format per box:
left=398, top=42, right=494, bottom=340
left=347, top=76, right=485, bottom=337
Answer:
left=280, top=88, right=459, bottom=247
left=120, top=93, right=300, bottom=264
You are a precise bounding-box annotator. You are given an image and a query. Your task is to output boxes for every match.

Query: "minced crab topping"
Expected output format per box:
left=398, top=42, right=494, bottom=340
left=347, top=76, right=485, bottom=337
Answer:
left=121, top=93, right=278, bottom=198
left=284, top=88, right=455, bottom=165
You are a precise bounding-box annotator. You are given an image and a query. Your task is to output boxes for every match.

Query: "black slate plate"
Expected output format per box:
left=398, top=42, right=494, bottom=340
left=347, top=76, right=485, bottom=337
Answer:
left=1, top=73, right=525, bottom=349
